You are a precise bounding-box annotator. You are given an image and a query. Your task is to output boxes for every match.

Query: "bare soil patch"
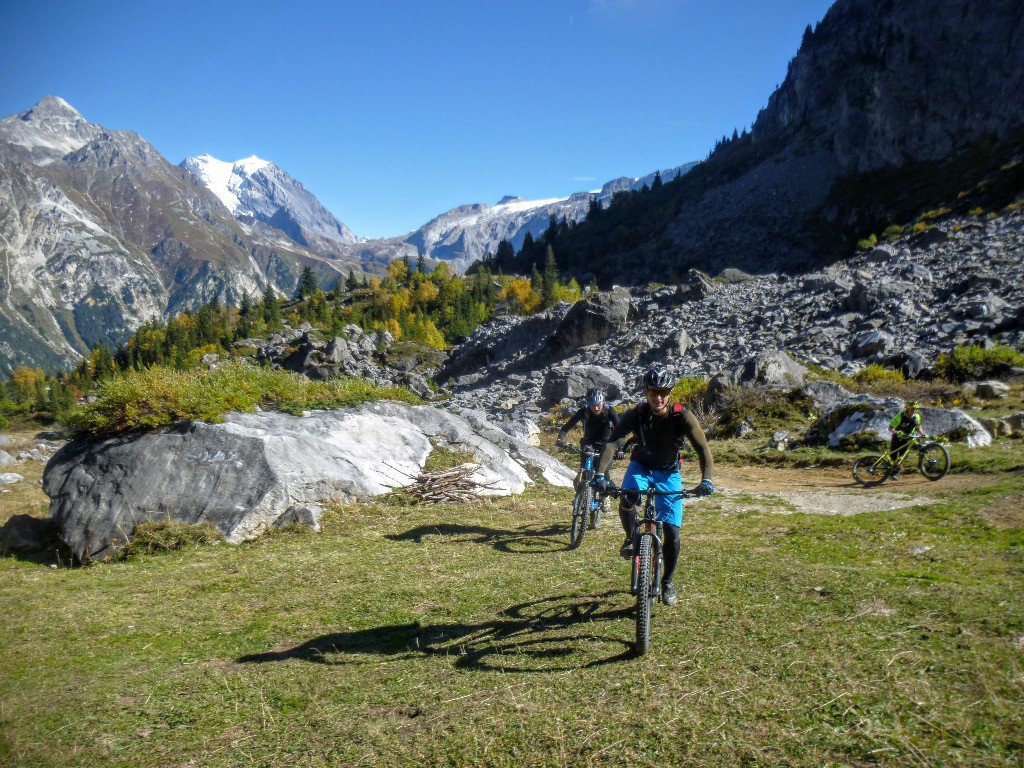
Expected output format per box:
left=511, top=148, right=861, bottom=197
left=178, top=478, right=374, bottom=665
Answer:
left=706, top=464, right=979, bottom=517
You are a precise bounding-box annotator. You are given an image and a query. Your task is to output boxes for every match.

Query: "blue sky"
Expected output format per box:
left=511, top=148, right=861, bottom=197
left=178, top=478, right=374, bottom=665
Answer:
left=1, top=0, right=834, bottom=239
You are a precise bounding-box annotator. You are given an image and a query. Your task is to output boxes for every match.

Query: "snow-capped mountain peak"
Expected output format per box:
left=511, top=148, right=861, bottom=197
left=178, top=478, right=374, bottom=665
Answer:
left=181, top=153, right=357, bottom=247
left=182, top=154, right=273, bottom=215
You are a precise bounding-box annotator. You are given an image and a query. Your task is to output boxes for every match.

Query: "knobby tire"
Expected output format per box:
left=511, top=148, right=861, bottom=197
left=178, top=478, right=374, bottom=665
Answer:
left=635, top=534, right=654, bottom=656
left=570, top=487, right=590, bottom=548
left=591, top=495, right=603, bottom=529
left=852, top=454, right=892, bottom=486
left=918, top=442, right=950, bottom=481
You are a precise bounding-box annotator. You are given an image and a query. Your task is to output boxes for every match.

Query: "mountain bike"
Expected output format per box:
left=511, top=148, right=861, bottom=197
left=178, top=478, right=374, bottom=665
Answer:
left=852, top=435, right=950, bottom=487
left=596, top=483, right=687, bottom=656
left=569, top=446, right=603, bottom=548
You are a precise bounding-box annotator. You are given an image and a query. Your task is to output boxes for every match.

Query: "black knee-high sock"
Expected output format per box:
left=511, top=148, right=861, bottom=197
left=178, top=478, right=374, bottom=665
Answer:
left=661, top=523, right=681, bottom=583
left=618, top=504, right=633, bottom=537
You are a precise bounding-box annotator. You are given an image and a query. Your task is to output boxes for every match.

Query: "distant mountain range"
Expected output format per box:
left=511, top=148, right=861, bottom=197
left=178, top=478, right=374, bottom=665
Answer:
left=0, top=97, right=401, bottom=374
left=4, top=0, right=1022, bottom=375
left=0, top=96, right=694, bottom=374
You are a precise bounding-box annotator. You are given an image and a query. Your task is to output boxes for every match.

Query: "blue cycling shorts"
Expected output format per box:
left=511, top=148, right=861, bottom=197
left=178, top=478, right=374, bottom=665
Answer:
left=621, top=461, right=684, bottom=527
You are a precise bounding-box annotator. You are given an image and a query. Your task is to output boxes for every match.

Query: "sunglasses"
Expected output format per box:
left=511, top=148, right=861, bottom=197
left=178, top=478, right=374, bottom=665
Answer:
left=646, top=388, right=672, bottom=398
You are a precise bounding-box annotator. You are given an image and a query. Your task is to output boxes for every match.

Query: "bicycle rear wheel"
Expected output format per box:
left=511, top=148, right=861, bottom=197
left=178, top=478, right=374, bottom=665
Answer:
left=918, top=442, right=950, bottom=481
left=852, top=454, right=892, bottom=486
left=635, top=534, right=654, bottom=656
left=570, top=488, right=590, bottom=548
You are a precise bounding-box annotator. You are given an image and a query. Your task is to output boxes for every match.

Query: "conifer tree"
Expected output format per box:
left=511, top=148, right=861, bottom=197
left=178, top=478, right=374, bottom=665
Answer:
left=346, top=269, right=359, bottom=291
left=495, top=239, right=514, bottom=270
left=262, top=284, right=281, bottom=327
left=541, top=245, right=558, bottom=308
left=296, top=265, right=318, bottom=300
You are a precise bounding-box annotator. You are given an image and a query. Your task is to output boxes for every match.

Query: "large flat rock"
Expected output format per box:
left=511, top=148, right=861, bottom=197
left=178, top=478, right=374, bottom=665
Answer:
left=43, top=403, right=575, bottom=562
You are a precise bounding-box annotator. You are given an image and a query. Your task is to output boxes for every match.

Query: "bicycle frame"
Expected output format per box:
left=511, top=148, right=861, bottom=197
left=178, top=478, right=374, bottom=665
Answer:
left=578, top=446, right=599, bottom=483
left=878, top=435, right=939, bottom=467
left=569, top=446, right=604, bottom=548
left=853, top=435, right=951, bottom=486
left=605, top=487, right=687, bottom=595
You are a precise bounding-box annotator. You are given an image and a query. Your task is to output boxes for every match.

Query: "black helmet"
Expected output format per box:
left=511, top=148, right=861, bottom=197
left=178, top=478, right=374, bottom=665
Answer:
left=585, top=387, right=605, bottom=407
left=642, top=366, right=675, bottom=391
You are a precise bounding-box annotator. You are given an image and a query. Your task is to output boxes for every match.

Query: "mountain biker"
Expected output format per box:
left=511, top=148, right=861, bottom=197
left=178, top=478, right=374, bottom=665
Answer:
left=889, top=401, right=926, bottom=478
left=556, top=387, right=620, bottom=455
left=593, top=366, right=714, bottom=607
left=556, top=387, right=620, bottom=517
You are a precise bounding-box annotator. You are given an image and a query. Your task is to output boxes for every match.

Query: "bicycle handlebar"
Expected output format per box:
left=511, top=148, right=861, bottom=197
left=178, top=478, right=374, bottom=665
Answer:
left=596, top=485, right=691, bottom=500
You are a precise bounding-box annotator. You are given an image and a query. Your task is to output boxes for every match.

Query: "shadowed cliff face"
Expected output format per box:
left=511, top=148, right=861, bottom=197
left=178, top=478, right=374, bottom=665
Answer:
left=553, top=0, right=1024, bottom=284
left=754, top=0, right=1024, bottom=172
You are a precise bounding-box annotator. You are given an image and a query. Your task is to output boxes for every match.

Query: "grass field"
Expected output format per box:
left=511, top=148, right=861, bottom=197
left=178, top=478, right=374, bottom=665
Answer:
left=2, top=435, right=1022, bottom=767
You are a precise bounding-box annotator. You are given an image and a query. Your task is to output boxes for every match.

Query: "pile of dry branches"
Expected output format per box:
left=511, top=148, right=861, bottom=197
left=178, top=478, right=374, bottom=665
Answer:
left=402, top=464, right=498, bottom=504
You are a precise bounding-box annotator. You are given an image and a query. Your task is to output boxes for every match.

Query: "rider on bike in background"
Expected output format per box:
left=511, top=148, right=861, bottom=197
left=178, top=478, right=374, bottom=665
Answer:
left=593, top=366, right=714, bottom=607
left=889, top=401, right=926, bottom=478
left=557, top=388, right=620, bottom=517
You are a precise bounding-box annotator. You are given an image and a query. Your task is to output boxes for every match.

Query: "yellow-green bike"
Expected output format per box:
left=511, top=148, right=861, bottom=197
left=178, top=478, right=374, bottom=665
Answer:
left=852, top=435, right=950, bottom=486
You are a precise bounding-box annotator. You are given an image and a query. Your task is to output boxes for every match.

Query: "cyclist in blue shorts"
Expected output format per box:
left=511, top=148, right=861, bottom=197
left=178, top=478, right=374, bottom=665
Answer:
left=594, top=366, right=714, bottom=606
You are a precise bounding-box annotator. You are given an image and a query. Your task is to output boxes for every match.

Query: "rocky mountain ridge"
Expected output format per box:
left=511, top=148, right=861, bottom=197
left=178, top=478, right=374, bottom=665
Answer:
left=400, top=163, right=697, bottom=273
left=181, top=154, right=358, bottom=252
left=0, top=98, right=394, bottom=375
left=437, top=208, right=1024, bottom=424
left=0, top=95, right=695, bottom=374
left=549, top=0, right=1024, bottom=283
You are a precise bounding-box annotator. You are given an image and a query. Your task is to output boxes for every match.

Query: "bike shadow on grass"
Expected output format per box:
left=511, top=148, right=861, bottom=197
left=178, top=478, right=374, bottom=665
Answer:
left=386, top=522, right=574, bottom=554
left=237, top=591, right=635, bottom=672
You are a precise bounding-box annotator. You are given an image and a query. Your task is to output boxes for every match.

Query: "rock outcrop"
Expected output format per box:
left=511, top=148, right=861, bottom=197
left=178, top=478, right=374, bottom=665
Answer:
left=441, top=210, right=1023, bottom=435
left=42, top=403, right=574, bottom=562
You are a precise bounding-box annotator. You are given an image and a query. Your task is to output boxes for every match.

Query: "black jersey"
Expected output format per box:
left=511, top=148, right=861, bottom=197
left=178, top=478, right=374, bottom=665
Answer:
left=599, top=402, right=713, bottom=479
left=560, top=404, right=619, bottom=445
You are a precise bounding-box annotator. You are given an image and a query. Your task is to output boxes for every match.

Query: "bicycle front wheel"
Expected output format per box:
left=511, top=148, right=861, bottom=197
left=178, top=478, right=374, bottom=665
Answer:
left=918, top=442, right=950, bottom=481
left=635, top=534, right=654, bottom=656
left=570, top=488, right=590, bottom=548
left=852, top=454, right=892, bottom=486
left=590, top=494, right=603, bottom=529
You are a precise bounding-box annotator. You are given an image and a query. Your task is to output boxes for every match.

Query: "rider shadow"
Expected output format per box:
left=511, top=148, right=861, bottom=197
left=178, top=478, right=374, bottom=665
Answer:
left=237, top=591, right=634, bottom=672
left=386, top=522, right=570, bottom=554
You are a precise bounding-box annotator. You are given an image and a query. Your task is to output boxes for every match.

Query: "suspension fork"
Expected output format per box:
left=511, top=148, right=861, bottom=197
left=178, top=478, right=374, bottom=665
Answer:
left=631, top=518, right=664, bottom=597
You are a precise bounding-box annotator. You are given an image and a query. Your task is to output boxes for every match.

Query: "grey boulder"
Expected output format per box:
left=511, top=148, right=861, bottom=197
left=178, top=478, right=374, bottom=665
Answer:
left=827, top=404, right=990, bottom=448
left=549, top=287, right=636, bottom=356
left=43, top=403, right=575, bottom=562
left=541, top=364, right=625, bottom=404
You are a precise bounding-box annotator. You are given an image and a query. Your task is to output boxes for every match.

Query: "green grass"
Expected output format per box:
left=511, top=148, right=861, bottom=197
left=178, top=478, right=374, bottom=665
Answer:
left=63, top=363, right=421, bottom=437
left=2, top=471, right=1022, bottom=767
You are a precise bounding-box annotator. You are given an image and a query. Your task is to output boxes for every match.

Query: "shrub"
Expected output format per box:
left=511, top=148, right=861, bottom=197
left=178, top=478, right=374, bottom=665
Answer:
left=881, top=224, right=905, bottom=240
left=852, top=364, right=905, bottom=387
left=712, top=386, right=812, bottom=439
left=64, top=362, right=421, bottom=437
left=672, top=376, right=709, bottom=407
left=118, top=520, right=221, bottom=559
left=857, top=234, right=878, bottom=250
left=933, top=344, right=1024, bottom=383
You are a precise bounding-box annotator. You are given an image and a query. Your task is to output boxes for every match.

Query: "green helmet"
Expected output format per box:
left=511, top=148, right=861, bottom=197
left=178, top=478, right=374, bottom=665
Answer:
left=906, top=401, right=920, bottom=409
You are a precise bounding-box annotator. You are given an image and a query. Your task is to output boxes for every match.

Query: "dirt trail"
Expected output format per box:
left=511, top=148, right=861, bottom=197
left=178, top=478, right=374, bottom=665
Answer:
left=702, top=464, right=983, bottom=517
